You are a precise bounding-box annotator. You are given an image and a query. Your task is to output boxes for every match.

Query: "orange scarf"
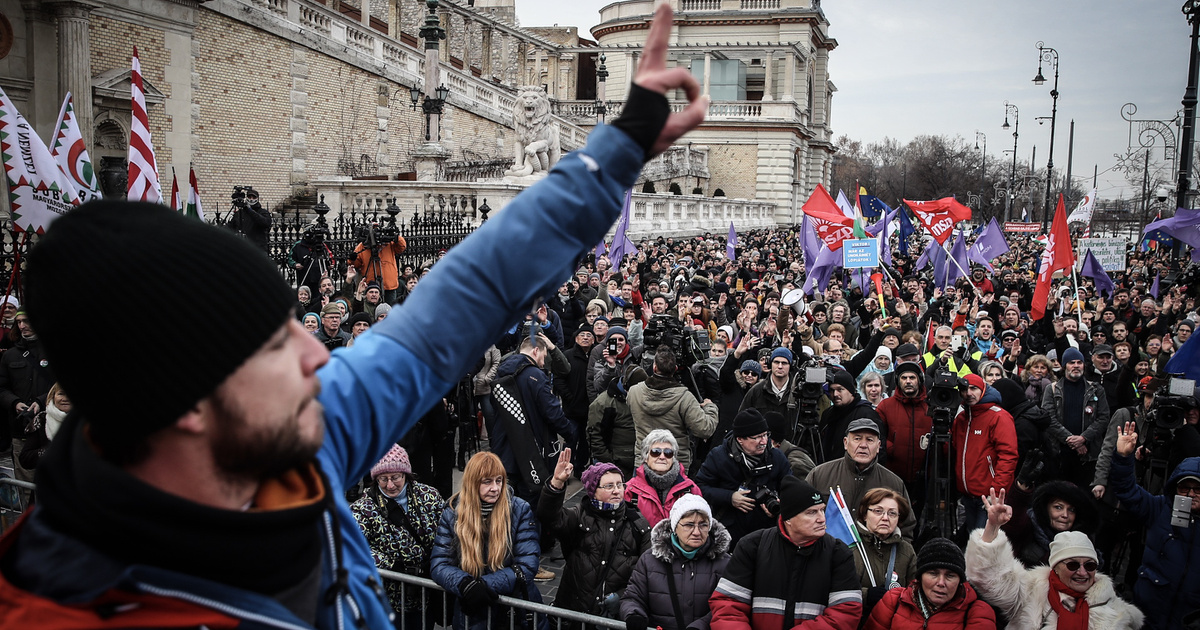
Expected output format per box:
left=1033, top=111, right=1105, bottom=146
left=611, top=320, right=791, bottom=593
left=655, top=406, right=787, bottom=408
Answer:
left=1047, top=570, right=1089, bottom=630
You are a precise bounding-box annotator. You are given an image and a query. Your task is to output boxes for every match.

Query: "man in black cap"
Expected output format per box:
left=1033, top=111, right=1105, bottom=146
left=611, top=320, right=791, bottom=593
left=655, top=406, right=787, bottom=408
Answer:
left=1086, top=343, right=1132, bottom=412
left=0, top=5, right=709, bottom=625
left=819, top=368, right=886, bottom=464
left=710, top=476, right=863, bottom=629
left=694, top=408, right=792, bottom=545
left=884, top=343, right=921, bottom=393
left=807, top=418, right=916, bottom=540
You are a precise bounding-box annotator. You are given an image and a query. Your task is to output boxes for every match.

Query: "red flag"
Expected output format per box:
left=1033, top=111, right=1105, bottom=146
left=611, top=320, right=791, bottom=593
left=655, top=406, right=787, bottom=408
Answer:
left=1031, top=195, right=1075, bottom=321
left=802, top=184, right=855, bottom=251
left=903, top=197, right=972, bottom=245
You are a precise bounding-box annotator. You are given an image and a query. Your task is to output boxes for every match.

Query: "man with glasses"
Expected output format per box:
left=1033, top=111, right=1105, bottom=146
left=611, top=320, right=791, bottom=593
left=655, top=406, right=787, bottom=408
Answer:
left=694, top=408, right=792, bottom=545
left=807, top=419, right=916, bottom=541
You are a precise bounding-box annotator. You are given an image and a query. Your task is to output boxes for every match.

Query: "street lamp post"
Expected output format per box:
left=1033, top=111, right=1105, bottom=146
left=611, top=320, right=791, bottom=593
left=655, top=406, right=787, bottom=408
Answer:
left=417, top=0, right=447, bottom=143
left=1033, top=41, right=1059, bottom=230
left=1178, top=2, right=1200, bottom=213
left=410, top=84, right=451, bottom=142
left=1002, top=102, right=1019, bottom=224
left=975, top=131, right=986, bottom=219
left=595, top=53, right=609, bottom=124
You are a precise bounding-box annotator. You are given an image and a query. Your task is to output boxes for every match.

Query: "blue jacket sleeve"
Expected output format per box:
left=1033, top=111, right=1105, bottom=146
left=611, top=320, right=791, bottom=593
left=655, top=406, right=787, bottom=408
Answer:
left=480, top=498, right=542, bottom=595
left=315, top=125, right=644, bottom=485
left=1111, top=451, right=1164, bottom=523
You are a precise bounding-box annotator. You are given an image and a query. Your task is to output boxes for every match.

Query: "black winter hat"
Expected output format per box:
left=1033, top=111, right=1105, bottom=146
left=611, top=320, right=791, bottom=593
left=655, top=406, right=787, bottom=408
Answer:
left=915, top=537, right=966, bottom=579
left=893, top=361, right=924, bottom=383
left=732, top=408, right=769, bottom=438
left=830, top=368, right=858, bottom=396
left=764, top=411, right=788, bottom=443
left=26, top=201, right=295, bottom=446
left=779, top=476, right=823, bottom=522
left=991, top=378, right=1027, bottom=411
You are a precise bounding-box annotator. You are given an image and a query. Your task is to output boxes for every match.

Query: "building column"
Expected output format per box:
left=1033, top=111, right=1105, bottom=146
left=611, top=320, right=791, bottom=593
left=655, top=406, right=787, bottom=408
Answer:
left=480, top=26, right=492, bottom=76
left=761, top=51, right=773, bottom=101
left=783, top=52, right=796, bottom=101
left=53, top=1, right=96, bottom=148
left=461, top=16, right=474, bottom=71
left=703, top=52, right=712, bottom=97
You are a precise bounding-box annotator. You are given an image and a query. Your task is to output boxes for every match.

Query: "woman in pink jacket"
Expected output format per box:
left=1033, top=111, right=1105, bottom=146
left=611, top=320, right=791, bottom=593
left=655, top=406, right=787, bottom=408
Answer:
left=624, top=429, right=701, bottom=526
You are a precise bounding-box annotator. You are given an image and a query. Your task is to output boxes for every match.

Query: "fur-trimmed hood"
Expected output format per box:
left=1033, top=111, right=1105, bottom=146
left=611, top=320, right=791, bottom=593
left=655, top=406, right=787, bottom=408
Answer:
left=649, top=516, right=731, bottom=563
left=1030, top=480, right=1100, bottom=537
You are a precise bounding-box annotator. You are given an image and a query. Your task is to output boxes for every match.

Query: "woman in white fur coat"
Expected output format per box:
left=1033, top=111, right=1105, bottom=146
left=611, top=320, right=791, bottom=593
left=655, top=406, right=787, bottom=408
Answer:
left=964, top=487, right=1144, bottom=630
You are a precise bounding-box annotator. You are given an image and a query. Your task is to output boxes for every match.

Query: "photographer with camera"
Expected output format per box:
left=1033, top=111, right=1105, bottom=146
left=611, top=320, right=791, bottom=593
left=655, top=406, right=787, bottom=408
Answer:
left=924, top=326, right=974, bottom=381
left=694, top=408, right=792, bottom=546
left=1111, top=422, right=1200, bottom=630
left=290, top=221, right=334, bottom=297
left=226, top=186, right=271, bottom=252
left=351, top=219, right=407, bottom=304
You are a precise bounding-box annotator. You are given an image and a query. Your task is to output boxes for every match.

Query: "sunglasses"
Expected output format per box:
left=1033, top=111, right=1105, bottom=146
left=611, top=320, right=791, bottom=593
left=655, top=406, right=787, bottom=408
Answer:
left=1063, top=560, right=1098, bottom=573
left=650, top=448, right=675, bottom=459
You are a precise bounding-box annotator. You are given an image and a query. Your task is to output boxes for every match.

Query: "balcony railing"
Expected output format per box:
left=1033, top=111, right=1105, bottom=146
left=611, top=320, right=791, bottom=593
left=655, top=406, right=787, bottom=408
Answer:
left=553, top=99, right=809, bottom=127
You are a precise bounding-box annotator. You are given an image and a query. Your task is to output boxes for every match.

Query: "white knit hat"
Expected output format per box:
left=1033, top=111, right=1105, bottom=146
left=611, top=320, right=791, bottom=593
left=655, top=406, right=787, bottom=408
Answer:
left=669, top=494, right=712, bottom=529
left=1047, top=531, right=1097, bottom=568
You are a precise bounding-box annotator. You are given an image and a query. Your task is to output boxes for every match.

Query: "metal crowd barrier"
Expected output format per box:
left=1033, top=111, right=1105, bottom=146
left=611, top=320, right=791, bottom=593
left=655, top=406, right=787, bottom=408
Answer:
left=378, top=569, right=625, bottom=630
left=0, top=476, right=34, bottom=532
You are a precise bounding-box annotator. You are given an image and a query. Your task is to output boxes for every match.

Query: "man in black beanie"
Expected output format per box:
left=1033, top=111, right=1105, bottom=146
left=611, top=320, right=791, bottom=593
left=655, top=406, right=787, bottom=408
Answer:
left=711, top=476, right=863, bottom=629
left=0, top=5, right=710, bottom=626
left=694, top=408, right=792, bottom=545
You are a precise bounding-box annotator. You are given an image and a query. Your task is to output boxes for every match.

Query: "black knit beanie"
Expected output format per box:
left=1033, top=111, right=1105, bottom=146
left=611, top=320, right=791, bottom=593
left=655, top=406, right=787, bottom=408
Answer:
left=915, top=537, right=966, bottom=579
left=732, top=408, right=769, bottom=438
left=779, top=476, right=823, bottom=522
left=26, top=201, right=294, bottom=443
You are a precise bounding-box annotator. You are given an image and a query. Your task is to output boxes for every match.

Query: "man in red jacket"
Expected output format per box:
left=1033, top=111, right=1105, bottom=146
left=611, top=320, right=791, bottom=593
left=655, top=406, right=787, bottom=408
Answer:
left=877, top=361, right=932, bottom=515
left=952, top=374, right=1018, bottom=532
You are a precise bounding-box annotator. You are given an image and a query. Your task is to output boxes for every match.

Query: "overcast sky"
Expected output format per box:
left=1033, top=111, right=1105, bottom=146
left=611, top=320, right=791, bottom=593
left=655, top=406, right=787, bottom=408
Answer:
left=515, top=0, right=1192, bottom=202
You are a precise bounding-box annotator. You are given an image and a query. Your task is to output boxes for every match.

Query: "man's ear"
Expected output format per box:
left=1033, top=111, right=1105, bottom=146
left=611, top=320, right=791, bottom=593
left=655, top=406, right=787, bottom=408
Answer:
left=174, top=401, right=210, bottom=435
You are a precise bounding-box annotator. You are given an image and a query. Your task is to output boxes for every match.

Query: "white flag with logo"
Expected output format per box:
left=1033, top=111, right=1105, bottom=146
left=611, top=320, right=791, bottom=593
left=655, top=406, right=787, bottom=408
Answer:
left=50, top=92, right=102, bottom=204
left=0, top=86, right=81, bottom=233
left=1066, top=188, right=1097, bottom=226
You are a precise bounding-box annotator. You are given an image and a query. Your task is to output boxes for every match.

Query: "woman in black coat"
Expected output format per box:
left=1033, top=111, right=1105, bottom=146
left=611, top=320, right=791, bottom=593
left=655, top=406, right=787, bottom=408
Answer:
left=538, top=451, right=651, bottom=617
left=620, top=494, right=731, bottom=630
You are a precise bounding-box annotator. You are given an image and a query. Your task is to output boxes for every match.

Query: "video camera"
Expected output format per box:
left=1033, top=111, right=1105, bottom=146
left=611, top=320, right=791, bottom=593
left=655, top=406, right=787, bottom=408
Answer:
left=230, top=185, right=259, bottom=208
left=791, top=356, right=832, bottom=427
left=643, top=314, right=710, bottom=368
left=927, top=369, right=966, bottom=435
left=1143, top=375, right=1198, bottom=464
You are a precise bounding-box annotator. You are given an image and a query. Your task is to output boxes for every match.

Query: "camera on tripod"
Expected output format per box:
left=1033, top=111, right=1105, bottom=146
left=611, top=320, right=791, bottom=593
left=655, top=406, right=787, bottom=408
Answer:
left=353, top=220, right=400, bottom=252
left=792, top=358, right=831, bottom=426
left=927, top=370, right=966, bottom=434
left=749, top=486, right=781, bottom=517
left=1144, top=375, right=1198, bottom=461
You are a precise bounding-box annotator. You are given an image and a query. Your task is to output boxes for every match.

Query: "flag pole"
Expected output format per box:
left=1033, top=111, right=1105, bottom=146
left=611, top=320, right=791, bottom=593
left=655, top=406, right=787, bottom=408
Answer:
left=834, top=486, right=876, bottom=587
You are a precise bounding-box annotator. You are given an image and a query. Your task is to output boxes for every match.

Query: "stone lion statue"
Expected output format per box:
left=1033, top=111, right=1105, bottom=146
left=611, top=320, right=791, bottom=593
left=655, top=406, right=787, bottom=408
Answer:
left=505, top=86, right=560, bottom=177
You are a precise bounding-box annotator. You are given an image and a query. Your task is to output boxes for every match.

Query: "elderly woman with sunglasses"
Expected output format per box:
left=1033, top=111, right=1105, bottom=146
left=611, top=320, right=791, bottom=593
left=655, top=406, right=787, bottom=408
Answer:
left=624, top=429, right=703, bottom=527
left=965, top=487, right=1144, bottom=629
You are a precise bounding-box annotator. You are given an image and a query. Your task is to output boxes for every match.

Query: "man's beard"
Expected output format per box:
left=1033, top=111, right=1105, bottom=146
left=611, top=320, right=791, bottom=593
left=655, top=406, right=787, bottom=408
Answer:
left=209, top=390, right=323, bottom=483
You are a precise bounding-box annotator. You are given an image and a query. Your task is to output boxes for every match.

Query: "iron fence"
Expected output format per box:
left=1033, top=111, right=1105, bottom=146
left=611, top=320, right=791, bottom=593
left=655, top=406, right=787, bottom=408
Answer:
left=377, top=569, right=625, bottom=630
left=209, top=195, right=479, bottom=287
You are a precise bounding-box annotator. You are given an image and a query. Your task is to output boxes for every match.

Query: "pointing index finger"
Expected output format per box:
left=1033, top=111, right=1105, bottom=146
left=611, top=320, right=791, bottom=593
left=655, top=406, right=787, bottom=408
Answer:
left=637, top=3, right=673, bottom=78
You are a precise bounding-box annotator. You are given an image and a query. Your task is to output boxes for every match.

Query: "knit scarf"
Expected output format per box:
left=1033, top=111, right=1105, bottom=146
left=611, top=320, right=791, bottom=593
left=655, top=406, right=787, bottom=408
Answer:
left=44, top=402, right=66, bottom=441
left=643, top=464, right=680, bottom=502
left=670, top=534, right=700, bottom=560
left=481, top=500, right=496, bottom=519
left=1047, top=570, right=1089, bottom=630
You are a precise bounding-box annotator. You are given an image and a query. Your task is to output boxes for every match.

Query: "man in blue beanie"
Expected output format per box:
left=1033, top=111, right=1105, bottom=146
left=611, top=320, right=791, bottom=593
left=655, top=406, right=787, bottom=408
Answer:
left=1042, top=345, right=1110, bottom=487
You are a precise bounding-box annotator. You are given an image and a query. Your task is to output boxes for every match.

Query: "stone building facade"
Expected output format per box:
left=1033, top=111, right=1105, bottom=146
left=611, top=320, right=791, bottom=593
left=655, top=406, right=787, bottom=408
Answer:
left=0, top=0, right=831, bottom=228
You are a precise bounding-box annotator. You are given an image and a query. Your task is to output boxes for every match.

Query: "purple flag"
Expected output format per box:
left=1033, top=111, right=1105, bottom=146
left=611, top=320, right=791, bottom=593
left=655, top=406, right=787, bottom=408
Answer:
left=968, top=217, right=1010, bottom=272
left=802, top=246, right=840, bottom=294
left=866, top=207, right=898, bottom=266
left=801, top=214, right=821, bottom=269
left=594, top=240, right=605, bottom=260
left=726, top=222, right=737, bottom=261
left=1144, top=208, right=1200, bottom=259
left=608, top=189, right=636, bottom=264
left=1080, top=250, right=1115, bottom=298
left=1150, top=272, right=1160, bottom=299
left=945, top=230, right=970, bottom=289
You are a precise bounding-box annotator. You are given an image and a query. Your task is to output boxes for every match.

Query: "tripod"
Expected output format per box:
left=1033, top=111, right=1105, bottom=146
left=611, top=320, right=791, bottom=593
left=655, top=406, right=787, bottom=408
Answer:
left=921, top=416, right=958, bottom=543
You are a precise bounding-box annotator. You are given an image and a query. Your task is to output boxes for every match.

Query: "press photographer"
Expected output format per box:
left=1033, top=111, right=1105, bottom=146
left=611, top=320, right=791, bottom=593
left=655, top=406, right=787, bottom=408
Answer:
left=694, top=408, right=791, bottom=546
left=351, top=210, right=407, bottom=304
left=226, top=186, right=271, bottom=252
left=289, top=219, right=333, bottom=296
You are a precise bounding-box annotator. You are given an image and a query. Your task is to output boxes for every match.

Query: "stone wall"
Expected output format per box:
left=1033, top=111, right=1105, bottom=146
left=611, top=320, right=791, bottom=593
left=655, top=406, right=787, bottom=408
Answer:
left=705, top=144, right=759, bottom=200
left=90, top=13, right=175, bottom=167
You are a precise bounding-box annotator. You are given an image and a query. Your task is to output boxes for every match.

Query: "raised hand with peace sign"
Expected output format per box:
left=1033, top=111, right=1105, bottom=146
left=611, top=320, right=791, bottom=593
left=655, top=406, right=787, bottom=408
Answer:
left=549, top=447, right=574, bottom=491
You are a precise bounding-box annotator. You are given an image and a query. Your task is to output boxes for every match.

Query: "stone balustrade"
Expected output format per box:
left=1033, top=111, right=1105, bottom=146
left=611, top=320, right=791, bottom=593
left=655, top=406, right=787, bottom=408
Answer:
left=554, top=99, right=808, bottom=127
left=312, top=178, right=776, bottom=235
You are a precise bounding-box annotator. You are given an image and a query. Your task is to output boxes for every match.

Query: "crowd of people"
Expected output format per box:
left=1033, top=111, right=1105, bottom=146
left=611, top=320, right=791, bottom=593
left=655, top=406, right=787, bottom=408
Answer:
left=1, top=7, right=1199, bottom=629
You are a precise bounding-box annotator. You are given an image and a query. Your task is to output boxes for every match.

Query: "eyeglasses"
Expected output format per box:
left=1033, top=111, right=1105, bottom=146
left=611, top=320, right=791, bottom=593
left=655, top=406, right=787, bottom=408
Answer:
left=1177, top=485, right=1200, bottom=497
left=597, top=482, right=625, bottom=492
left=677, top=521, right=710, bottom=531
left=377, top=474, right=405, bottom=486
left=867, top=507, right=899, bottom=520
left=741, top=371, right=758, bottom=377
left=1063, top=560, right=1098, bottom=573
left=650, top=448, right=675, bottom=459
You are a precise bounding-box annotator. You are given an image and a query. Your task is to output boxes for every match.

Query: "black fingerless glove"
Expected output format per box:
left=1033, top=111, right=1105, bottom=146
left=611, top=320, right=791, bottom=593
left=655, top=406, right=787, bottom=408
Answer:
left=611, top=84, right=671, bottom=162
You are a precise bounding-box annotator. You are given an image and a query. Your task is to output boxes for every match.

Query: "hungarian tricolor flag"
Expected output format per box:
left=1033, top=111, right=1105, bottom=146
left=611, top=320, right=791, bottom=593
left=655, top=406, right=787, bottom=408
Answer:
left=185, top=167, right=203, bottom=220
left=802, top=184, right=855, bottom=251
left=168, top=171, right=181, bottom=212
left=903, top=197, right=972, bottom=245
left=1031, top=195, right=1075, bottom=321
